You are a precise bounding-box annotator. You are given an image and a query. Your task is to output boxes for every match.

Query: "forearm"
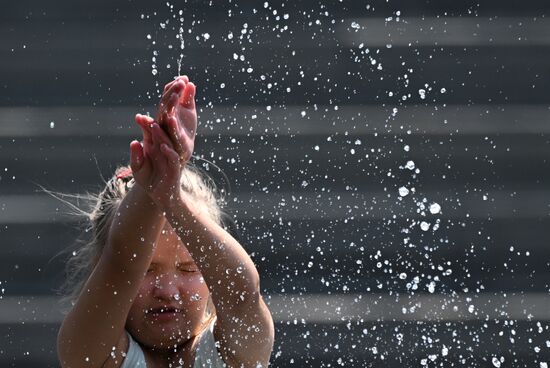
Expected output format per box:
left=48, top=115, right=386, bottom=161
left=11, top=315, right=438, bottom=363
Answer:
left=164, top=192, right=275, bottom=366
left=165, top=191, right=261, bottom=311
left=59, top=183, right=164, bottom=367
left=106, top=182, right=164, bottom=272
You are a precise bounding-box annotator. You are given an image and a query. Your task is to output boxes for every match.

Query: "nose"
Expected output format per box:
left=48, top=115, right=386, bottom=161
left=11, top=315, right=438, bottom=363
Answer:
left=152, top=273, right=181, bottom=301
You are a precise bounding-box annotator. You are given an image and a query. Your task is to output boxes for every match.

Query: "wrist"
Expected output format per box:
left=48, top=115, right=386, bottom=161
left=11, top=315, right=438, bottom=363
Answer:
left=126, top=180, right=160, bottom=211
left=162, top=190, right=198, bottom=225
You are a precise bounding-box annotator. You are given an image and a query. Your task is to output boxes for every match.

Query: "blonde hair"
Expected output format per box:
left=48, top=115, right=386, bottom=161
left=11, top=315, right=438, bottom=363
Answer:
left=61, top=163, right=226, bottom=332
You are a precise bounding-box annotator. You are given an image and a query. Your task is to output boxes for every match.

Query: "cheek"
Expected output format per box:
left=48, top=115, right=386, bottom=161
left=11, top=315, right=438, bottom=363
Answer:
left=189, top=273, right=209, bottom=293
left=134, top=280, right=154, bottom=302
left=128, top=280, right=154, bottom=314
left=177, top=274, right=209, bottom=302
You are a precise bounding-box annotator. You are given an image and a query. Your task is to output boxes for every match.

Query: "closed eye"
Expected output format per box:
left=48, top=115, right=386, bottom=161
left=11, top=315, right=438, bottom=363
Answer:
left=177, top=263, right=199, bottom=273
left=179, top=268, right=199, bottom=273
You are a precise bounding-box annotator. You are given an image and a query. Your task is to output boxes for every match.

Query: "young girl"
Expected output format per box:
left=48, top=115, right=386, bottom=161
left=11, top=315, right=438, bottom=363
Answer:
left=57, top=76, right=275, bottom=368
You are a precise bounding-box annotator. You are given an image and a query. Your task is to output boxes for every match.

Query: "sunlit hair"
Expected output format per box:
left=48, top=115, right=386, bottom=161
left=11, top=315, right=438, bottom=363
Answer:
left=60, top=163, right=226, bottom=333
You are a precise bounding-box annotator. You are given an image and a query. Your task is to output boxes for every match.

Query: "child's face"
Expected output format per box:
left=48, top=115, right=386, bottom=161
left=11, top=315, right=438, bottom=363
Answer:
left=125, top=224, right=210, bottom=349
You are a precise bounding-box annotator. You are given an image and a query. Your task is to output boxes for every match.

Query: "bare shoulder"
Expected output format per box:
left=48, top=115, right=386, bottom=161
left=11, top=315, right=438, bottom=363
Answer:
left=100, top=332, right=129, bottom=368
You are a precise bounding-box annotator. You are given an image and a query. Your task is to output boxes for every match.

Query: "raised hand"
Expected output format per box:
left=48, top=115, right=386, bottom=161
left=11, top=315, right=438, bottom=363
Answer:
left=155, top=76, right=197, bottom=164
left=130, top=120, right=182, bottom=207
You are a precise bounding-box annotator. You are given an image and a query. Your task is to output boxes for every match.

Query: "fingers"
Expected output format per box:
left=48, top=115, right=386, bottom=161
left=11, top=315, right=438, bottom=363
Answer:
left=162, top=75, right=189, bottom=93
left=151, top=122, right=174, bottom=149
left=181, top=82, right=196, bottom=109
left=152, top=123, right=182, bottom=179
left=159, top=77, right=194, bottom=124
left=158, top=80, right=186, bottom=123
left=160, top=143, right=180, bottom=164
left=130, top=140, right=144, bottom=173
left=135, top=113, right=154, bottom=129
left=160, top=143, right=182, bottom=179
left=161, top=79, right=185, bottom=102
left=163, top=80, right=176, bottom=93
left=165, top=115, right=185, bottom=157
left=135, top=114, right=154, bottom=143
left=168, top=90, right=180, bottom=114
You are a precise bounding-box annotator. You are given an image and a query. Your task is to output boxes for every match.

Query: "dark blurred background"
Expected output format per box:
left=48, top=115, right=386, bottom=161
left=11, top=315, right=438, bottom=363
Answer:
left=1, top=0, right=550, bottom=367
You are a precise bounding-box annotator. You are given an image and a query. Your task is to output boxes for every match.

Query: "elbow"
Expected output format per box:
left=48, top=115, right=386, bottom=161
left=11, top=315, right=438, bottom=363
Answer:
left=243, top=271, right=262, bottom=306
left=57, top=323, right=69, bottom=368
left=212, top=267, right=264, bottom=316
left=57, top=323, right=78, bottom=368
left=231, top=267, right=262, bottom=306
left=57, top=321, right=98, bottom=368
left=261, top=294, right=275, bottom=351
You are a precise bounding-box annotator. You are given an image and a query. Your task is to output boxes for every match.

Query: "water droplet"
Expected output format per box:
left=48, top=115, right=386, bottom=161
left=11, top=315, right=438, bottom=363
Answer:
left=420, top=221, right=430, bottom=231
left=429, top=203, right=441, bottom=214
left=398, top=187, right=409, bottom=197
left=49, top=121, right=55, bottom=129
left=405, top=160, right=415, bottom=170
